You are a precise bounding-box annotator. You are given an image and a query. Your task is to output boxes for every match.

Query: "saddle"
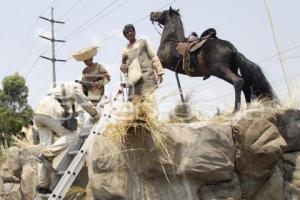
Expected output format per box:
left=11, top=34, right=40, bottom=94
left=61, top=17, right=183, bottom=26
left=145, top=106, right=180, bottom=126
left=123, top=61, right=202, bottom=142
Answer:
left=176, top=28, right=217, bottom=76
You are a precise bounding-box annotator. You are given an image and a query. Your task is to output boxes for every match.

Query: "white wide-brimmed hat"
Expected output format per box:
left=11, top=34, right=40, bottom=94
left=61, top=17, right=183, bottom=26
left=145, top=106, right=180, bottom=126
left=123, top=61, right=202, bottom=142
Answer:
left=72, top=46, right=99, bottom=61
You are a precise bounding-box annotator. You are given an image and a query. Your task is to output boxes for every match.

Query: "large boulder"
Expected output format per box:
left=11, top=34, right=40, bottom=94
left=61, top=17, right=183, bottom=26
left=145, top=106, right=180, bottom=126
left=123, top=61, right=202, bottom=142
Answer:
left=0, top=147, right=21, bottom=183
left=0, top=183, right=22, bottom=200
left=197, top=174, right=242, bottom=200
left=282, top=152, right=300, bottom=199
left=231, top=108, right=287, bottom=199
left=276, top=109, right=300, bottom=152
left=0, top=145, right=40, bottom=200
left=88, top=122, right=235, bottom=200
left=253, top=165, right=285, bottom=200
left=88, top=124, right=235, bottom=200
left=19, top=146, right=40, bottom=200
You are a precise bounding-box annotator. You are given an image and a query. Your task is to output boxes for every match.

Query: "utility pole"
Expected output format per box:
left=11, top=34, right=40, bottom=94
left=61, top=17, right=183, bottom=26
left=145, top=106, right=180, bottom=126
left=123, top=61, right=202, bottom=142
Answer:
left=39, top=7, right=66, bottom=88
left=263, top=0, right=292, bottom=97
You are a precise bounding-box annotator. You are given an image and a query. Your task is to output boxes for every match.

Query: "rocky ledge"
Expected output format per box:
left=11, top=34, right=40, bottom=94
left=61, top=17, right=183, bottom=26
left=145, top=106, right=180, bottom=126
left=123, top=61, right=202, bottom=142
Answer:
left=0, top=108, right=300, bottom=200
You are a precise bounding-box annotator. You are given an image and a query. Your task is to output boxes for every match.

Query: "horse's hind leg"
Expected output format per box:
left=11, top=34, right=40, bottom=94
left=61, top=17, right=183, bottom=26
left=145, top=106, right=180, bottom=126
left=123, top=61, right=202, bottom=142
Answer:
left=212, top=65, right=245, bottom=111
left=242, top=83, right=251, bottom=103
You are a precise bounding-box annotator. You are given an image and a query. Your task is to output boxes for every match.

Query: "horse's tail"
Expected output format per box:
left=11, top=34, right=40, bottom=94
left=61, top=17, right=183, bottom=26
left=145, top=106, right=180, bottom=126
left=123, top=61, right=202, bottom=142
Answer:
left=234, top=52, right=279, bottom=103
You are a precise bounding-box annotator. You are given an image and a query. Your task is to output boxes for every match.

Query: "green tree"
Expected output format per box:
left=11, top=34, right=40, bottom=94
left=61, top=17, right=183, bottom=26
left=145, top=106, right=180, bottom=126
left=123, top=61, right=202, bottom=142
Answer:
left=0, top=73, right=33, bottom=146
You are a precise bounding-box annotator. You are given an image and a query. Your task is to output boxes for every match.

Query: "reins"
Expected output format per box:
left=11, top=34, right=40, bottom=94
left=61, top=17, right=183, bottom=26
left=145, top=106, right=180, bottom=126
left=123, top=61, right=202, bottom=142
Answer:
left=151, top=21, right=162, bottom=36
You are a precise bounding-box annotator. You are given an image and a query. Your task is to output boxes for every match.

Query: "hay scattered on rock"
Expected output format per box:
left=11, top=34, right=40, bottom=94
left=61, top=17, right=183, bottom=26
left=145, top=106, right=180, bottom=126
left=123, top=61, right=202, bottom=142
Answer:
left=11, top=135, right=34, bottom=149
left=102, top=94, right=172, bottom=162
left=65, top=186, right=86, bottom=200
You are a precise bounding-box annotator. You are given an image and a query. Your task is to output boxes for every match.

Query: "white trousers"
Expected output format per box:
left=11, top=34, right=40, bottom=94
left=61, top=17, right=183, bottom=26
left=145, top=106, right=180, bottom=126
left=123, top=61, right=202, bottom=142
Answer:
left=35, top=114, right=77, bottom=188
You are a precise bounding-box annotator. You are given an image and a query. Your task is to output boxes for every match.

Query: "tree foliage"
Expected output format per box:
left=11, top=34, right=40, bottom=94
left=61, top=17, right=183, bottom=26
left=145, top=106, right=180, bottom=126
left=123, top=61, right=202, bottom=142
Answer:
left=0, top=73, right=33, bottom=146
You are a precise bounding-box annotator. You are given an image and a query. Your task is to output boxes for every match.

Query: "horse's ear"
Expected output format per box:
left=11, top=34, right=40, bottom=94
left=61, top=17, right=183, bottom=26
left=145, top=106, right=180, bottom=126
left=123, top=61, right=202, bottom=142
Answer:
left=176, top=9, right=180, bottom=13
left=169, top=6, right=173, bottom=12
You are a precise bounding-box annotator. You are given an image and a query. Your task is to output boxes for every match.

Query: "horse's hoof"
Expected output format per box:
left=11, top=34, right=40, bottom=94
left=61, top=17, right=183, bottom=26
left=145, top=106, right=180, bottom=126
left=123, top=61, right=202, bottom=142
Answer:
left=203, top=75, right=210, bottom=80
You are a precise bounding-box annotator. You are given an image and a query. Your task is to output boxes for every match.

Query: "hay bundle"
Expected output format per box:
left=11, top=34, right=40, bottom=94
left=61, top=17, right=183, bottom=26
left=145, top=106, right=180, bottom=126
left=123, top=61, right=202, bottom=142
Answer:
left=102, top=94, right=171, bottom=161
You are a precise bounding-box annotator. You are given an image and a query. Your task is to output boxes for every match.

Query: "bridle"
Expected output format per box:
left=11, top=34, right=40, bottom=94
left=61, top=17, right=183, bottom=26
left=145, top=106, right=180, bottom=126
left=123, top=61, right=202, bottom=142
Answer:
left=151, top=20, right=162, bottom=36
left=151, top=20, right=184, bottom=43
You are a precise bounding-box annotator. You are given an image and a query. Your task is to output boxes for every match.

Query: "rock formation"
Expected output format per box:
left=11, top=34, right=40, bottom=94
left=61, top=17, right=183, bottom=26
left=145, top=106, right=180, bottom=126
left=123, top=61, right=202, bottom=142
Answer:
left=0, top=107, right=299, bottom=200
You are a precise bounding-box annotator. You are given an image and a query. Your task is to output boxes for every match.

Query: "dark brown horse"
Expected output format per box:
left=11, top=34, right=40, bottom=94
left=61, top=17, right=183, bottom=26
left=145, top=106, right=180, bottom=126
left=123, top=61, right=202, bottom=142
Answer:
left=150, top=7, right=278, bottom=111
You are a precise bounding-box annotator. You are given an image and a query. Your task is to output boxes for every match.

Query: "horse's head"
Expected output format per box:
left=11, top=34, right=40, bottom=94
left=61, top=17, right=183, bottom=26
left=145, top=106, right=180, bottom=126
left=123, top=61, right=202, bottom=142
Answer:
left=150, top=6, right=180, bottom=26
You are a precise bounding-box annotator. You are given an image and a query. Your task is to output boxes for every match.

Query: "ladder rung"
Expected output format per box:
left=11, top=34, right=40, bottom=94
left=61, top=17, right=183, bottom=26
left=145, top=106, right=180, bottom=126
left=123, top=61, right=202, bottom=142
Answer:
left=55, top=171, right=65, bottom=176
left=68, top=150, right=79, bottom=155
left=46, top=88, right=122, bottom=200
left=79, top=132, right=89, bottom=138
left=39, top=193, right=51, bottom=198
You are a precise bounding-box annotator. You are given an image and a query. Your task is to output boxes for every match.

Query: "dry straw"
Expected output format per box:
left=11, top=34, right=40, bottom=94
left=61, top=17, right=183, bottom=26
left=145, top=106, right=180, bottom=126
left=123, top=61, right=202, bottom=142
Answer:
left=65, top=186, right=86, bottom=200
left=167, top=93, right=206, bottom=123
left=102, top=93, right=173, bottom=163
left=11, top=135, right=34, bottom=149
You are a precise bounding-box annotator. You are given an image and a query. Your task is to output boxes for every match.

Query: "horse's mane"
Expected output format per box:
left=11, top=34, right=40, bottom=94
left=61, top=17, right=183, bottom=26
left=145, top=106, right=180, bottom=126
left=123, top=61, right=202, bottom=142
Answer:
left=169, top=9, right=185, bottom=41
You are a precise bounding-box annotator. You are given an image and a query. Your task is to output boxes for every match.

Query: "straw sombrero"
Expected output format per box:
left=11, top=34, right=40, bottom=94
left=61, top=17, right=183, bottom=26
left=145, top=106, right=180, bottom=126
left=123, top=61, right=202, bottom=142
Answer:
left=72, top=46, right=98, bottom=61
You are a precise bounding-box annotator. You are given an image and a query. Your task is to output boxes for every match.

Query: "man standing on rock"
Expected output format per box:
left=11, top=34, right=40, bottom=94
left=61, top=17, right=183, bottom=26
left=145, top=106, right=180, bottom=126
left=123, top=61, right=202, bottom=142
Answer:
left=121, top=24, right=164, bottom=117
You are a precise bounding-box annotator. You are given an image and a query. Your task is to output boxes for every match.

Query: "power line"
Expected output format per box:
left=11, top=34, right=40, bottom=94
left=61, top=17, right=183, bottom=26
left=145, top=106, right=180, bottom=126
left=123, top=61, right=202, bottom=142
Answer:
left=54, top=0, right=98, bottom=48
left=263, top=0, right=292, bottom=96
left=89, top=0, right=179, bottom=45
left=4, top=0, right=62, bottom=76
left=22, top=0, right=124, bottom=81
left=57, top=0, right=84, bottom=20
left=63, top=0, right=122, bottom=40
left=40, top=0, right=61, bottom=15
left=30, top=0, right=180, bottom=101
left=25, top=47, right=51, bottom=79
left=27, top=58, right=51, bottom=88
left=31, top=61, right=68, bottom=104
left=54, top=0, right=129, bottom=56
left=68, top=0, right=128, bottom=41
left=24, top=56, right=40, bottom=78
left=64, top=0, right=96, bottom=22
left=19, top=38, right=39, bottom=67
left=259, top=44, right=300, bottom=62
left=26, top=0, right=115, bottom=90
left=55, top=0, right=178, bottom=70
left=5, top=18, right=39, bottom=75
left=282, top=55, right=300, bottom=60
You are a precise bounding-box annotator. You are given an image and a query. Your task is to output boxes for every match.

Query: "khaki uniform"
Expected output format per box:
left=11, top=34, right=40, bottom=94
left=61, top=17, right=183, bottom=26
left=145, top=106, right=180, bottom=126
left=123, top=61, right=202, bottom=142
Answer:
left=34, top=81, right=98, bottom=188
left=122, top=39, right=164, bottom=96
left=82, top=63, right=111, bottom=105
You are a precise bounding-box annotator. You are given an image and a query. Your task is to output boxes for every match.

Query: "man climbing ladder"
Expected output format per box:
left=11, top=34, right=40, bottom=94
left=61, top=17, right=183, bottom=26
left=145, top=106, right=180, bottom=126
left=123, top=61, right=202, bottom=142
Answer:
left=34, top=87, right=124, bottom=200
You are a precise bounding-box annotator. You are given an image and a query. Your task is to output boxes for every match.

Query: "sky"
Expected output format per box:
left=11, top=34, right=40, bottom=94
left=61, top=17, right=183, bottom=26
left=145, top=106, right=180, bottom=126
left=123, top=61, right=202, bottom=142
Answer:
left=0, top=0, right=299, bottom=118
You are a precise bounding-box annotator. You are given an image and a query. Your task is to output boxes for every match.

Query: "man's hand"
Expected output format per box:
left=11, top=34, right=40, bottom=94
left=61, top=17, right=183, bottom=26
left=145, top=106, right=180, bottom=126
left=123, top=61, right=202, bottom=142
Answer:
left=121, top=64, right=128, bottom=73
left=81, top=81, right=92, bottom=90
left=92, top=111, right=101, bottom=121
left=157, top=74, right=163, bottom=84
left=91, top=82, right=98, bottom=88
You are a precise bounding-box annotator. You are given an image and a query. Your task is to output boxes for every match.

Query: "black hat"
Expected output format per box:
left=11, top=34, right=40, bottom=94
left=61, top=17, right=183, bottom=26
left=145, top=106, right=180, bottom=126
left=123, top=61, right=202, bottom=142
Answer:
left=123, top=24, right=135, bottom=37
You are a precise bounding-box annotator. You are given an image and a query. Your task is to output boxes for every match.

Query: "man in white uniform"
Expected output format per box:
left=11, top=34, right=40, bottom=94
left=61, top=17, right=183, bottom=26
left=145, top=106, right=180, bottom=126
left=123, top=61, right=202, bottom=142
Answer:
left=34, top=81, right=101, bottom=194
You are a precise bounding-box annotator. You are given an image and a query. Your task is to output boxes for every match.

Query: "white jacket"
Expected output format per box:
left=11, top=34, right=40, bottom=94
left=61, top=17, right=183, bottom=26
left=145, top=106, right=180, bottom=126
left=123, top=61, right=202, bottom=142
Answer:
left=35, top=81, right=98, bottom=118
